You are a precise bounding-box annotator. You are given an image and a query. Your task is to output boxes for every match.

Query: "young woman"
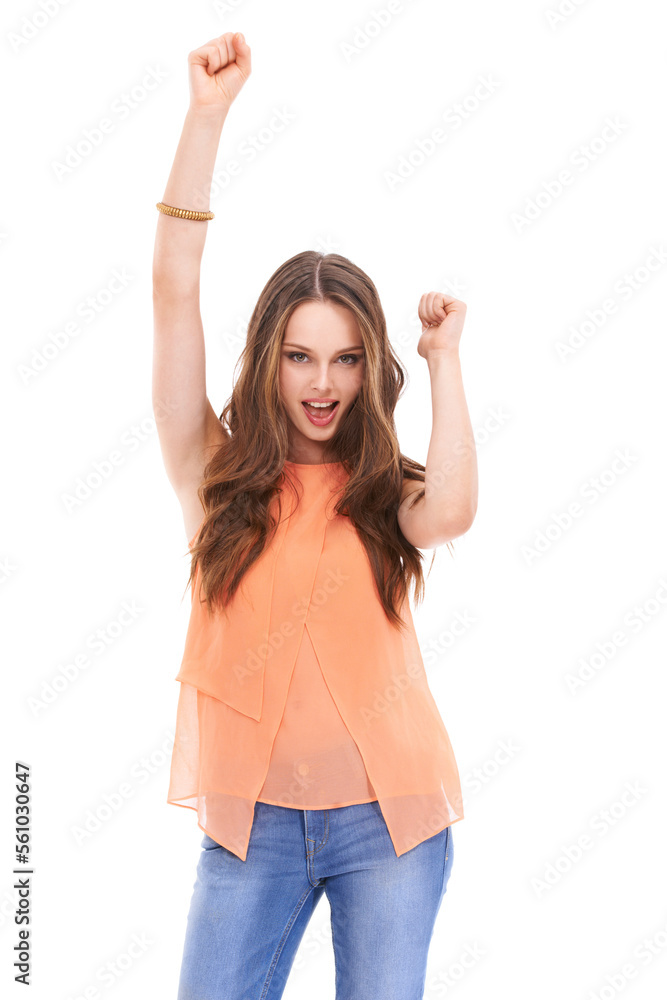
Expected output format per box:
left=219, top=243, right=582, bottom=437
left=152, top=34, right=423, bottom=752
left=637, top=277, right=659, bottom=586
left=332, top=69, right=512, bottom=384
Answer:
left=153, top=31, right=478, bottom=1000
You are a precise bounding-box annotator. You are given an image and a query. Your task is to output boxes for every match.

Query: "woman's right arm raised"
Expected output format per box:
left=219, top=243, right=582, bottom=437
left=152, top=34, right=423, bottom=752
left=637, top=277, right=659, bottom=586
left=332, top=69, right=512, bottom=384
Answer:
left=152, top=33, right=251, bottom=538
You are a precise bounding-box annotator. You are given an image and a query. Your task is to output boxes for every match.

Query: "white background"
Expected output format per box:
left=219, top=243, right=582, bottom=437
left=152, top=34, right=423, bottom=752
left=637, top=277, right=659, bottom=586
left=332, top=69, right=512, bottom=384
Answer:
left=2, top=0, right=666, bottom=997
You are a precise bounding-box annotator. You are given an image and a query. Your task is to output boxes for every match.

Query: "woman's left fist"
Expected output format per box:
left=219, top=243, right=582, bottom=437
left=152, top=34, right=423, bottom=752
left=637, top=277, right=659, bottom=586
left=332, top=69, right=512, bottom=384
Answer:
left=417, top=292, right=467, bottom=359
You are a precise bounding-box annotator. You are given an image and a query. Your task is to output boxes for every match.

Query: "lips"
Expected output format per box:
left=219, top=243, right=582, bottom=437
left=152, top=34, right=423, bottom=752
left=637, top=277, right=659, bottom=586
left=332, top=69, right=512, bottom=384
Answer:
left=301, top=400, right=340, bottom=426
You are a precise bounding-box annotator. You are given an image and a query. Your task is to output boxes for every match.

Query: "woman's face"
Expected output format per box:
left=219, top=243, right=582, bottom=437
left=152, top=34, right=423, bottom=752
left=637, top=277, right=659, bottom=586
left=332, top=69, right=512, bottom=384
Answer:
left=279, top=300, right=365, bottom=462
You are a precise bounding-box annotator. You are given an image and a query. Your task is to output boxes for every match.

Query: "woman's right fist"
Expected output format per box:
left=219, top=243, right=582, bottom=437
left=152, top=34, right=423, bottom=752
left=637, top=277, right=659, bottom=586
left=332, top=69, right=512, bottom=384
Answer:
left=188, top=32, right=251, bottom=113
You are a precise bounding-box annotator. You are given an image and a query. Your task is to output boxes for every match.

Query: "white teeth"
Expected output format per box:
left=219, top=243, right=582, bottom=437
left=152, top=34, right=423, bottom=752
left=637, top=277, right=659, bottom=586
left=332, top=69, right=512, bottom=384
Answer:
left=304, top=401, right=335, bottom=408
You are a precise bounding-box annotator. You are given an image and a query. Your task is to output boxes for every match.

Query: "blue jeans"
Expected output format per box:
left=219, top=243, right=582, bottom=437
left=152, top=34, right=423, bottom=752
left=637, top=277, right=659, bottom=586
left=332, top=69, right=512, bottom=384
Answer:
left=177, top=799, right=454, bottom=999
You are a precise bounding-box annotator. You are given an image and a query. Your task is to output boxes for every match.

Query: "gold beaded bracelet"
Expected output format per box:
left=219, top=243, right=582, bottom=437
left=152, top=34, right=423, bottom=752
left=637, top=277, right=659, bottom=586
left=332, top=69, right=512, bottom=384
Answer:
left=156, top=202, right=214, bottom=221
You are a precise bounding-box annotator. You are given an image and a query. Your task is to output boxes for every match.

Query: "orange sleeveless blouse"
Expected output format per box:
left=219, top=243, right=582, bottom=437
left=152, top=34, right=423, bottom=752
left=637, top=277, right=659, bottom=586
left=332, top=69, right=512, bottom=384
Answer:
left=167, top=460, right=464, bottom=861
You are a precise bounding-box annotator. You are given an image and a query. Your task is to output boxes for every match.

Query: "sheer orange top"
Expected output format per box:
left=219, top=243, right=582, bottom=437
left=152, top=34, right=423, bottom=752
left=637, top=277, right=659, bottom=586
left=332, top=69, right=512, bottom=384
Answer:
left=257, top=619, right=378, bottom=808
left=167, top=460, right=464, bottom=861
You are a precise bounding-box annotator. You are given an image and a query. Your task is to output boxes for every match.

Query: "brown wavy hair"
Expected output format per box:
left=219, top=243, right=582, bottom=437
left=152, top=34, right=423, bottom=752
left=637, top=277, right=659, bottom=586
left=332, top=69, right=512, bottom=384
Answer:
left=184, top=250, right=454, bottom=632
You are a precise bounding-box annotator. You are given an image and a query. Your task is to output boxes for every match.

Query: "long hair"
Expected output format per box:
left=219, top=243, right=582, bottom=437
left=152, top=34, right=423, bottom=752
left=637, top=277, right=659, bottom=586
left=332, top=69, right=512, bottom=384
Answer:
left=184, top=250, right=454, bottom=632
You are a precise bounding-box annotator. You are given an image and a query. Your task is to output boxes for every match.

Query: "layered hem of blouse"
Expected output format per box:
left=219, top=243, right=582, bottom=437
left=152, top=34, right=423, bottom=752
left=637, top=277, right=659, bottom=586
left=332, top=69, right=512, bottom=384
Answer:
left=167, top=681, right=464, bottom=862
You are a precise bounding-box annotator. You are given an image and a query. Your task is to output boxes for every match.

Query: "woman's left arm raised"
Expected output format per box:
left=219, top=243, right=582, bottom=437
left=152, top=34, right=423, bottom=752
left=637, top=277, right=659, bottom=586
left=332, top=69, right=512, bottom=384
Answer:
left=398, top=292, right=478, bottom=549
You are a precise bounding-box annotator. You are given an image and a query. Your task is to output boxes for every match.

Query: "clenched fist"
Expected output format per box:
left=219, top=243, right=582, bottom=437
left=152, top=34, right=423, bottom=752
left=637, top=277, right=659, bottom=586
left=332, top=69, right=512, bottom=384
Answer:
left=188, top=32, right=252, bottom=114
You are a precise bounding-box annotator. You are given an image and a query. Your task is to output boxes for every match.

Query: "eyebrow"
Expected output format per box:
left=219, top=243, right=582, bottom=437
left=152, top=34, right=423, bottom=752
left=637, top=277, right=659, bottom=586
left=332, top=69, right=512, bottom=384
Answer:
left=283, top=343, right=365, bottom=353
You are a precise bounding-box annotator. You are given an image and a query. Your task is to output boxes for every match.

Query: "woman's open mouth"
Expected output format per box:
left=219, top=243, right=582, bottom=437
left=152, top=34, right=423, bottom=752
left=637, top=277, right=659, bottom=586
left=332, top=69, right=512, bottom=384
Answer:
left=301, top=400, right=340, bottom=426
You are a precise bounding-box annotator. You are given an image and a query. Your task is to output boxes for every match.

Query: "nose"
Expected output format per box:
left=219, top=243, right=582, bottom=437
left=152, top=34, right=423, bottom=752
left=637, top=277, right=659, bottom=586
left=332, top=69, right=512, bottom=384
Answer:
left=310, top=367, right=333, bottom=393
